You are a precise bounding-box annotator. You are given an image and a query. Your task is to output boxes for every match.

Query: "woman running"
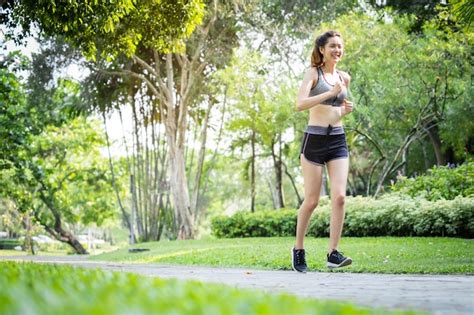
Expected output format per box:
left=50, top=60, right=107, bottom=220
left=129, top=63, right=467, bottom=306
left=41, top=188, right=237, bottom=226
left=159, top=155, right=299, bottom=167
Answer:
left=291, top=30, right=353, bottom=273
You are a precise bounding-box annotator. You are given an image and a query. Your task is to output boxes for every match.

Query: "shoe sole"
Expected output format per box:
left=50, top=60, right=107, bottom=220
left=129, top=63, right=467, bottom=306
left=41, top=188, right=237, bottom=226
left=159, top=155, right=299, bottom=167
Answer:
left=291, top=248, right=307, bottom=273
left=327, top=257, right=352, bottom=269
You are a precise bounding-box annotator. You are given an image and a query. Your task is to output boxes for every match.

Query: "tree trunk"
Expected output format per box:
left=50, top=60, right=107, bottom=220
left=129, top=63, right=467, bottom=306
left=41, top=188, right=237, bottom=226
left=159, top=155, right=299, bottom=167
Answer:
left=22, top=211, right=36, bottom=255
left=321, top=168, right=328, bottom=196
left=191, top=100, right=213, bottom=225
left=167, top=139, right=194, bottom=239
left=271, top=136, right=285, bottom=208
left=52, top=225, right=88, bottom=254
left=250, top=128, right=256, bottom=212
left=102, top=112, right=132, bottom=236
left=282, top=161, right=302, bottom=206
left=374, top=129, right=418, bottom=196
left=163, top=53, right=194, bottom=239
left=34, top=210, right=88, bottom=254
left=200, top=88, right=227, bottom=205
left=131, top=100, right=145, bottom=237
left=426, top=123, right=446, bottom=165
left=35, top=185, right=88, bottom=254
left=129, top=174, right=137, bottom=244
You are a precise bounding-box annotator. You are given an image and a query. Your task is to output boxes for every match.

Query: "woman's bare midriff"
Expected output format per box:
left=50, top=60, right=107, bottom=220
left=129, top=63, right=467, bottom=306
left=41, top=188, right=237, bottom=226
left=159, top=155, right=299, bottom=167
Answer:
left=307, top=104, right=343, bottom=127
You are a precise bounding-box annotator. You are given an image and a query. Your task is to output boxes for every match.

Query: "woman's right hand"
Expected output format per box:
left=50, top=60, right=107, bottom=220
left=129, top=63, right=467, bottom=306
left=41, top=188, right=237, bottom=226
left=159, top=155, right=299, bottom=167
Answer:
left=330, top=82, right=343, bottom=97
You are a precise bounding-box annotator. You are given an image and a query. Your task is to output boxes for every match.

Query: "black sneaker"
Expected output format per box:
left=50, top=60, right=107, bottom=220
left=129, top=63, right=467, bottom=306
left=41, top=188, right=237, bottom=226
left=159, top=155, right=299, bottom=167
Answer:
left=327, top=249, right=352, bottom=269
left=291, top=247, right=308, bottom=273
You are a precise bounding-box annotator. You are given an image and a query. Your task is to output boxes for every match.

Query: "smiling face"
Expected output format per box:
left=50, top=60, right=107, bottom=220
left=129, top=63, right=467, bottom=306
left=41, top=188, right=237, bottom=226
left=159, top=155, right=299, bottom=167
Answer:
left=320, top=36, right=344, bottom=64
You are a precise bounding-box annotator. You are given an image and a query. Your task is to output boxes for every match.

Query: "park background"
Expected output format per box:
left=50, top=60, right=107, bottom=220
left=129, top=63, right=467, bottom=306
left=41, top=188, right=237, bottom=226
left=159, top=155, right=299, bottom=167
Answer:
left=1, top=1, right=473, bottom=314
left=0, top=0, right=472, bottom=259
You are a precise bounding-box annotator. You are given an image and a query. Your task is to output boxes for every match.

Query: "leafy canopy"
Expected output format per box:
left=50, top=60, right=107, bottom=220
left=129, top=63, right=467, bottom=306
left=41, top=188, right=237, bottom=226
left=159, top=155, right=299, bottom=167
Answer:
left=4, top=0, right=205, bottom=60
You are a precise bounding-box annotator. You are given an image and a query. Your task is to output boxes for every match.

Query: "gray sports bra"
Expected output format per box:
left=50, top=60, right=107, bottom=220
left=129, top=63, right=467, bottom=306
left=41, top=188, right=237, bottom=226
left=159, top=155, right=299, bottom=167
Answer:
left=309, top=67, right=347, bottom=107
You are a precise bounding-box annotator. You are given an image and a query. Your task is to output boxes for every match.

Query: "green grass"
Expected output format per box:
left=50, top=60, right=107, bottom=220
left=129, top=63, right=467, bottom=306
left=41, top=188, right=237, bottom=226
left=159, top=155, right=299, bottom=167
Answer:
left=0, top=250, right=27, bottom=256
left=0, top=249, right=70, bottom=256
left=0, top=261, right=422, bottom=315
left=0, top=245, right=121, bottom=256
left=90, top=237, right=474, bottom=274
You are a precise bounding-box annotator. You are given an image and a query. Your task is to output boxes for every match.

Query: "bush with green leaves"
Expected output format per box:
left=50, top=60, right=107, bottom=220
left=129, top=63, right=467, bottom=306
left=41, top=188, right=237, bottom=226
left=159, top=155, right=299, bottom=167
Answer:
left=0, top=262, right=411, bottom=315
left=211, top=195, right=474, bottom=238
left=211, top=209, right=297, bottom=238
left=391, top=160, right=474, bottom=200
left=0, top=238, right=21, bottom=249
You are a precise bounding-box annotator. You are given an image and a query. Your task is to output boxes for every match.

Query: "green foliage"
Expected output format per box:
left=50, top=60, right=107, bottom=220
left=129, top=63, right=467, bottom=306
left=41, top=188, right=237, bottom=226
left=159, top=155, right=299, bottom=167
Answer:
left=0, top=52, right=29, bottom=165
left=0, top=262, right=404, bottom=315
left=451, top=0, right=474, bottom=29
left=341, top=195, right=474, bottom=238
left=28, top=118, right=117, bottom=226
left=214, top=47, right=303, bottom=209
left=391, top=160, right=474, bottom=200
left=322, top=11, right=473, bottom=194
left=211, top=195, right=474, bottom=238
left=0, top=239, right=21, bottom=250
left=5, top=0, right=205, bottom=60
left=0, top=114, right=117, bottom=228
left=211, top=209, right=297, bottom=238
left=0, top=54, right=119, bottom=252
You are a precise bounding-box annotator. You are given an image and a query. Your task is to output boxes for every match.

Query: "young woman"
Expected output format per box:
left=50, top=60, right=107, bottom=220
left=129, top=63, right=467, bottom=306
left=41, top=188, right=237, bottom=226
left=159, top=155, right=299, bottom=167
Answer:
left=291, top=30, right=353, bottom=273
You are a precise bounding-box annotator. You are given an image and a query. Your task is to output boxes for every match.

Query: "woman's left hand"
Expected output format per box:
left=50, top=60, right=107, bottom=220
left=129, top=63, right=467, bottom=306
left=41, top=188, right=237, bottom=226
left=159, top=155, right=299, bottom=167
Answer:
left=342, top=99, right=354, bottom=116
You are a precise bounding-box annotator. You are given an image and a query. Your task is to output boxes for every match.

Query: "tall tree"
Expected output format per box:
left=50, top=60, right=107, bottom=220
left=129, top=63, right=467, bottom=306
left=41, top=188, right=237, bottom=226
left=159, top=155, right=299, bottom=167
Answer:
left=0, top=51, right=118, bottom=253
left=3, top=0, right=211, bottom=239
left=1, top=116, right=118, bottom=254
left=43, top=0, right=241, bottom=239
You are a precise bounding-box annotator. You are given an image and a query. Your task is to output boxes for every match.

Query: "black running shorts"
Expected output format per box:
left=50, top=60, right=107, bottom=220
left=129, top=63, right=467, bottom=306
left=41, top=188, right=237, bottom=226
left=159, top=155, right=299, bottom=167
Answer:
left=300, top=125, right=349, bottom=166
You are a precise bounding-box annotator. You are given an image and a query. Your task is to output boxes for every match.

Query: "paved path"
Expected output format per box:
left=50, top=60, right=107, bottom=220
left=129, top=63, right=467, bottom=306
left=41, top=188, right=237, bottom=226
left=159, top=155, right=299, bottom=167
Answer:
left=2, top=255, right=473, bottom=315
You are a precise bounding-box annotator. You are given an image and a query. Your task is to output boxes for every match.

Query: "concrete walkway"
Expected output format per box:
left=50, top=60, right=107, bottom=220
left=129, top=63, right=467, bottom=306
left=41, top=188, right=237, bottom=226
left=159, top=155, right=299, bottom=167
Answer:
left=2, top=255, right=473, bottom=315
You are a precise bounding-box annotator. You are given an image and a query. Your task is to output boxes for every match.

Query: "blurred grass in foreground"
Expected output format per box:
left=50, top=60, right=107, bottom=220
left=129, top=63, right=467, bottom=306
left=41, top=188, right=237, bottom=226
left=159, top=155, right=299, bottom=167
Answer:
left=0, top=261, right=422, bottom=315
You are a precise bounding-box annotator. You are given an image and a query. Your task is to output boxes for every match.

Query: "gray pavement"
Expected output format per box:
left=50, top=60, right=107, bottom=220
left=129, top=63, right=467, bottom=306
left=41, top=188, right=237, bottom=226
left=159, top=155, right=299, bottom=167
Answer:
left=1, top=255, right=473, bottom=315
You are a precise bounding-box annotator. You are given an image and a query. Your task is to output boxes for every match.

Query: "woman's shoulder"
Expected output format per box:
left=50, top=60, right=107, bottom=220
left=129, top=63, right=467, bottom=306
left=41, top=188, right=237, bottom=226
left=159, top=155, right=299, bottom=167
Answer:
left=337, top=69, right=351, bottom=82
left=303, top=66, right=319, bottom=80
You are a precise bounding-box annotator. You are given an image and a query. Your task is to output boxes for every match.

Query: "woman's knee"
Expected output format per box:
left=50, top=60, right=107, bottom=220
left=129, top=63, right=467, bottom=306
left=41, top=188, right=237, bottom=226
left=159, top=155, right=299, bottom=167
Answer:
left=332, top=194, right=346, bottom=207
left=303, top=198, right=319, bottom=210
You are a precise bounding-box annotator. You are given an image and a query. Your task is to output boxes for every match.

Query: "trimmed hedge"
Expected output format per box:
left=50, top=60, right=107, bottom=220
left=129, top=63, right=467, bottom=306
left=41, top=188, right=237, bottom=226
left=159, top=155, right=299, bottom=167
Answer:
left=211, top=209, right=297, bottom=238
left=0, top=239, right=21, bottom=250
left=211, top=195, right=474, bottom=238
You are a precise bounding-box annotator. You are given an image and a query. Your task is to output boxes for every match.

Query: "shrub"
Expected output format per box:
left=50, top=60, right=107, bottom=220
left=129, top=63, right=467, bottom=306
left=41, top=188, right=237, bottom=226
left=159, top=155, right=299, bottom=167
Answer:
left=211, top=195, right=474, bottom=238
left=0, top=238, right=21, bottom=250
left=211, top=209, right=297, bottom=238
left=391, top=160, right=474, bottom=200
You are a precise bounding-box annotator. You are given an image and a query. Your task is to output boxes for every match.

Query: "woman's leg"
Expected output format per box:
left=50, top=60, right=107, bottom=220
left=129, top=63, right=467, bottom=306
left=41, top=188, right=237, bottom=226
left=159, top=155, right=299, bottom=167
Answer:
left=326, top=158, right=349, bottom=253
left=295, top=154, right=324, bottom=249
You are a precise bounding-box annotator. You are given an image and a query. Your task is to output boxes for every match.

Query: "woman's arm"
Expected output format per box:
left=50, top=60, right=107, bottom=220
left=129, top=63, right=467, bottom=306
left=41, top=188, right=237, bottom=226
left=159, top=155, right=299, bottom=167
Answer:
left=296, top=67, right=341, bottom=112
left=339, top=71, right=353, bottom=116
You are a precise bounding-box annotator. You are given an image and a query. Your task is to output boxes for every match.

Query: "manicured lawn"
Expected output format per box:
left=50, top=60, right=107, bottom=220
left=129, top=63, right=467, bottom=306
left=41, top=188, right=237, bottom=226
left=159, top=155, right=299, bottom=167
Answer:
left=0, top=249, right=71, bottom=256
left=0, top=261, right=421, bottom=315
left=0, top=250, right=27, bottom=256
left=90, top=237, right=474, bottom=274
left=0, top=246, right=121, bottom=256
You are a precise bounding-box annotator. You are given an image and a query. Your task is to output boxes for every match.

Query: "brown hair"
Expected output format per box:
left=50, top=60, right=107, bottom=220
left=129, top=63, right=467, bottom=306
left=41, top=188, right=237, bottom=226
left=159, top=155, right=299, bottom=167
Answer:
left=311, top=30, right=342, bottom=67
